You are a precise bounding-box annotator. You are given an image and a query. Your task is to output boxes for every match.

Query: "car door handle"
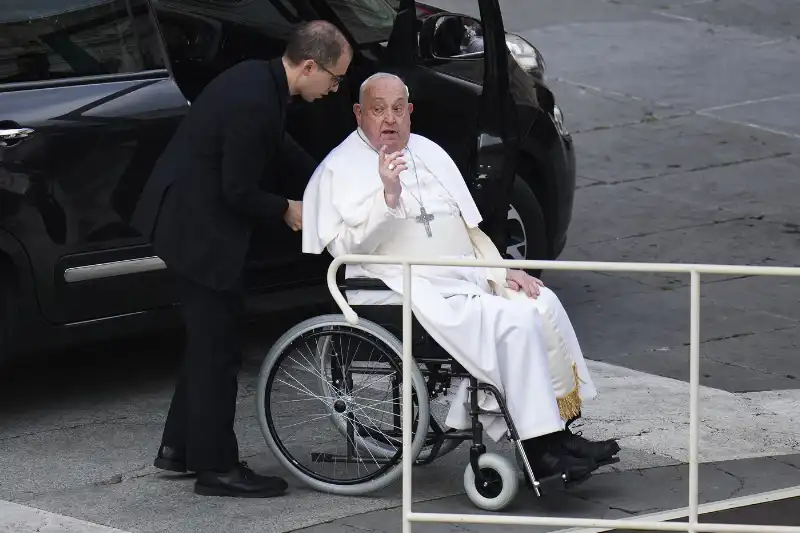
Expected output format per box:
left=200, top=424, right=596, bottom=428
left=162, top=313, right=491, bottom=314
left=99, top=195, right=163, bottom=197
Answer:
left=0, top=128, right=34, bottom=145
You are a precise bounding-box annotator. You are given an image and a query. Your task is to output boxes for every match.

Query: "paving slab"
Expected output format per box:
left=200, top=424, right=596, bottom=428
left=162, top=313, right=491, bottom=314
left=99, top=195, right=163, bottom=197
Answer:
left=293, top=455, right=800, bottom=533
left=701, top=93, right=800, bottom=139
left=601, top=327, right=800, bottom=393
left=570, top=113, right=799, bottom=184
left=538, top=269, right=656, bottom=308
left=547, top=78, right=679, bottom=136
left=632, top=154, right=800, bottom=226
left=423, top=0, right=661, bottom=34
left=0, top=500, right=128, bottom=533
left=576, top=176, right=604, bottom=189
left=602, top=497, right=800, bottom=533
left=666, top=0, right=800, bottom=41
left=576, top=361, right=800, bottom=465
left=555, top=279, right=799, bottom=361
left=698, top=327, right=800, bottom=390
left=565, top=179, right=734, bottom=248
left=525, top=17, right=800, bottom=112
left=563, top=217, right=800, bottom=290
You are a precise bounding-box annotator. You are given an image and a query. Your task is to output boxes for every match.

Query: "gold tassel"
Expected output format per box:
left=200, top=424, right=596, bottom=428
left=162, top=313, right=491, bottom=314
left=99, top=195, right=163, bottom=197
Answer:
left=556, top=363, right=583, bottom=421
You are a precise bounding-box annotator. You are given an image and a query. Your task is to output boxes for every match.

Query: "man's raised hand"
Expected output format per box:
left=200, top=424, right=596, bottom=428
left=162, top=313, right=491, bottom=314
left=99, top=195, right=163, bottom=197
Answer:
left=378, top=145, right=405, bottom=208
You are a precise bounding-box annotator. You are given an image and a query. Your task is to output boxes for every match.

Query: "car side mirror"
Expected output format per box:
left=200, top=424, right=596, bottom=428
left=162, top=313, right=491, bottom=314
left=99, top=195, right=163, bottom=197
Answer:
left=418, top=13, right=484, bottom=61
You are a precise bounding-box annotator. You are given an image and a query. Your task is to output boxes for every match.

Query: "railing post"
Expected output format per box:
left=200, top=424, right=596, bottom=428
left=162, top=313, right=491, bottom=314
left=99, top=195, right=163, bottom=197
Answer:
left=689, top=270, right=701, bottom=532
left=402, top=261, right=413, bottom=533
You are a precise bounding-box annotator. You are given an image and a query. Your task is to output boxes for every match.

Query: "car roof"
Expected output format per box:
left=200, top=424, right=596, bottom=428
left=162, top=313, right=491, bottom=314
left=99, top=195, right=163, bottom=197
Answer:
left=2, top=0, right=117, bottom=23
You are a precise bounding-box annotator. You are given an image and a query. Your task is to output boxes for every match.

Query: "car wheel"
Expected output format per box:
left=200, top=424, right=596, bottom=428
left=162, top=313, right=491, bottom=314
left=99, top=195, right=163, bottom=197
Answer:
left=506, top=174, right=549, bottom=277
left=0, top=279, right=13, bottom=364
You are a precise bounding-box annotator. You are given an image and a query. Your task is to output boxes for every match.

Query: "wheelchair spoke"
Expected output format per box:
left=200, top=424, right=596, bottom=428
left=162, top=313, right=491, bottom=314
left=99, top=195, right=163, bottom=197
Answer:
left=272, top=396, right=333, bottom=404
left=293, top=341, right=334, bottom=384
left=276, top=412, right=336, bottom=431
left=261, top=325, right=426, bottom=486
left=352, top=400, right=404, bottom=423
left=274, top=370, right=333, bottom=405
left=349, top=414, right=402, bottom=444
left=349, top=370, right=396, bottom=397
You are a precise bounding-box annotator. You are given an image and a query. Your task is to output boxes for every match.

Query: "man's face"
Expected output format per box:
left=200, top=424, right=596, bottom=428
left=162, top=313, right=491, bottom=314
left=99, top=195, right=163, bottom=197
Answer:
left=353, top=77, right=414, bottom=154
left=298, top=52, right=351, bottom=102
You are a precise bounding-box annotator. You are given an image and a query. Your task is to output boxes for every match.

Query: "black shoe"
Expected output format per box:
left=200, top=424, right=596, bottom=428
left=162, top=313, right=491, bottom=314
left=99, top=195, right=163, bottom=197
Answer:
left=194, top=461, right=288, bottom=498
left=532, top=450, right=597, bottom=482
left=522, top=436, right=598, bottom=484
left=559, top=429, right=621, bottom=464
left=154, top=445, right=187, bottom=473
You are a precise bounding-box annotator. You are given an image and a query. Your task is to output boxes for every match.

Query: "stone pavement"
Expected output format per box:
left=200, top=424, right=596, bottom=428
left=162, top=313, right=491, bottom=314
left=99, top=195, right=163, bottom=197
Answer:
left=3, top=452, right=800, bottom=533
left=2, top=355, right=799, bottom=533
left=296, top=454, right=800, bottom=533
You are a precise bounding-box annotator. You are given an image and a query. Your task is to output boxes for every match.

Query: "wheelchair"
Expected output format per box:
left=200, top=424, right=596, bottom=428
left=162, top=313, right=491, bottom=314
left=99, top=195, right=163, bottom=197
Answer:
left=256, top=276, right=594, bottom=511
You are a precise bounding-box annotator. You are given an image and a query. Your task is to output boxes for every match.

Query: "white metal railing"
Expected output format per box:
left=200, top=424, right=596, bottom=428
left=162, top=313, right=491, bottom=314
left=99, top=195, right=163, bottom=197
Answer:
left=326, top=256, right=800, bottom=533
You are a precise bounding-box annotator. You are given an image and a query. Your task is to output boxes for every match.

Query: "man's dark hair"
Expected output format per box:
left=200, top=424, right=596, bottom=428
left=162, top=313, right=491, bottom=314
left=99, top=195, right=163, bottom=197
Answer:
left=284, top=20, right=351, bottom=68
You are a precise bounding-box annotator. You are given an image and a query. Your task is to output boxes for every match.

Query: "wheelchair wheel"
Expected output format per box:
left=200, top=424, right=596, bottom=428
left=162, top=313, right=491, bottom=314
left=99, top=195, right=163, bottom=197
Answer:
left=463, top=453, right=519, bottom=511
left=317, top=334, right=462, bottom=463
left=256, top=314, right=430, bottom=496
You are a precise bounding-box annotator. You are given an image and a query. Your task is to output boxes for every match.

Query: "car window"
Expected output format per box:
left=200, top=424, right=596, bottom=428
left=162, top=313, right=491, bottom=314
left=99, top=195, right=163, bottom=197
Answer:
left=0, top=0, right=165, bottom=85
left=423, top=0, right=485, bottom=85
left=324, top=0, right=397, bottom=45
left=418, top=1, right=481, bottom=19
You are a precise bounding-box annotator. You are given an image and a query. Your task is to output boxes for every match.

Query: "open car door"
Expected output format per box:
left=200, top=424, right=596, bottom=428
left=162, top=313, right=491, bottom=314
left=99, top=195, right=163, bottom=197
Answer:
left=386, top=0, right=520, bottom=250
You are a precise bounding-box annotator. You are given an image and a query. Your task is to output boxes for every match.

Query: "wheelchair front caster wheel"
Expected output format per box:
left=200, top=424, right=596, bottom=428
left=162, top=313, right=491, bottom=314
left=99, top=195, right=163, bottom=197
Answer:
left=463, top=453, right=518, bottom=511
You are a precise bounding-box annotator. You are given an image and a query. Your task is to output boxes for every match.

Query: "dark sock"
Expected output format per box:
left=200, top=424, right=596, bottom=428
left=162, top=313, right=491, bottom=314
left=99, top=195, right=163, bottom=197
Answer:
left=522, top=431, right=564, bottom=459
left=521, top=437, right=546, bottom=460
left=565, top=412, right=582, bottom=429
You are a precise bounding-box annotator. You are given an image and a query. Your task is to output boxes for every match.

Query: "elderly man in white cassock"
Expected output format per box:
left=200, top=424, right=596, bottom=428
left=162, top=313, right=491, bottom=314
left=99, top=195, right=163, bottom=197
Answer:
left=302, top=72, right=620, bottom=484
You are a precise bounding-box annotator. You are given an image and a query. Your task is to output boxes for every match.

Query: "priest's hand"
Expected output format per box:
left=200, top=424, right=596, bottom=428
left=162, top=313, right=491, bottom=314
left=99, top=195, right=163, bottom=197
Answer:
left=506, top=269, right=544, bottom=298
left=284, top=199, right=302, bottom=231
left=379, top=145, right=406, bottom=207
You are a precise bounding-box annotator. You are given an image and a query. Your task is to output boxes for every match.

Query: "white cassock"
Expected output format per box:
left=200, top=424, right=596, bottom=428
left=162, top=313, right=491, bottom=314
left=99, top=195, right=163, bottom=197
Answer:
left=303, top=129, right=597, bottom=442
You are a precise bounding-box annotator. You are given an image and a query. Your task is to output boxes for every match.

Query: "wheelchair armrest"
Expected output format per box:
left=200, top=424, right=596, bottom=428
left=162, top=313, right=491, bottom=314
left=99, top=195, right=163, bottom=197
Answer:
left=339, top=278, right=391, bottom=291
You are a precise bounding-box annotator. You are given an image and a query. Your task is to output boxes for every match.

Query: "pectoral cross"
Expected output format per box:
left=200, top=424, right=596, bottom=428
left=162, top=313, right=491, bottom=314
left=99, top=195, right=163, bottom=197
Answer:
left=415, top=207, right=435, bottom=237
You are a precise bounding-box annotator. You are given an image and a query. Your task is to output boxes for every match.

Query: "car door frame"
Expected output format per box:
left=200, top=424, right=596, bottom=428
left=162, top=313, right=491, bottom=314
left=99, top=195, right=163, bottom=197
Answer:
left=406, top=0, right=520, bottom=251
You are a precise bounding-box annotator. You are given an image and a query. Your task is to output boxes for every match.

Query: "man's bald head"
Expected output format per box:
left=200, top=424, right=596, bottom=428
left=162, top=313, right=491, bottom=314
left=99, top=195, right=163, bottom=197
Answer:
left=358, top=72, right=409, bottom=105
left=284, top=20, right=351, bottom=69
left=354, top=72, right=413, bottom=154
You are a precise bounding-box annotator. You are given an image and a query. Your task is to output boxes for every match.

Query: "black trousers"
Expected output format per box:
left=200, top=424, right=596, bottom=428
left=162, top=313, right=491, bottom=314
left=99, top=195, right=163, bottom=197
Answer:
left=160, top=274, right=245, bottom=473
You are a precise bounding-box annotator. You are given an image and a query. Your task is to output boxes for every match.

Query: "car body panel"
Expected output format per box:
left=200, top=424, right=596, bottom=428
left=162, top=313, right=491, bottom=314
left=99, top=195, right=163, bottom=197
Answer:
left=0, top=77, right=188, bottom=324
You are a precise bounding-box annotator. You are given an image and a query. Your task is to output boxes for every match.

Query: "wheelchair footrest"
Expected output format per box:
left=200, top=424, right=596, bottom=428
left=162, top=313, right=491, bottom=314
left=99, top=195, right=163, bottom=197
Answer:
left=311, top=452, right=393, bottom=465
left=596, top=456, right=621, bottom=468
left=526, top=471, right=593, bottom=496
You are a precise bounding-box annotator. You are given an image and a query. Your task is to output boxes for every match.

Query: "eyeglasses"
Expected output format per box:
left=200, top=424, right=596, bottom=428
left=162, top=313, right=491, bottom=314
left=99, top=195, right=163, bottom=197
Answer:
left=316, top=62, right=346, bottom=87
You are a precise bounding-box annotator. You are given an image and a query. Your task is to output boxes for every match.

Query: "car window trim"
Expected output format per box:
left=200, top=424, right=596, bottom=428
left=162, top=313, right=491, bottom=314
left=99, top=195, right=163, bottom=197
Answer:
left=0, top=69, right=171, bottom=93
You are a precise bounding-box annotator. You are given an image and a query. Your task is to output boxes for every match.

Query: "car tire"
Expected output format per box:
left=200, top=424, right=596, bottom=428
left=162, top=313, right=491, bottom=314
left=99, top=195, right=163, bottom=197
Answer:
left=506, top=174, right=549, bottom=278
left=0, top=255, right=17, bottom=364
left=0, top=280, right=13, bottom=364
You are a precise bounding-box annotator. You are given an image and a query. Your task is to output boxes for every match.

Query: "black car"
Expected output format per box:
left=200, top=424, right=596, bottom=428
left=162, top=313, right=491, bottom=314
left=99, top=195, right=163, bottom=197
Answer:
left=0, top=0, right=575, bottom=362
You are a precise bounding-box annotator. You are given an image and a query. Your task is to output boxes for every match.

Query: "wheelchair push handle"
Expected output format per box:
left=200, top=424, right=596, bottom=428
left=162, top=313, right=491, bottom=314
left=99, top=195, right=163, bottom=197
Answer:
left=327, top=257, right=359, bottom=325
left=327, top=257, right=401, bottom=325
